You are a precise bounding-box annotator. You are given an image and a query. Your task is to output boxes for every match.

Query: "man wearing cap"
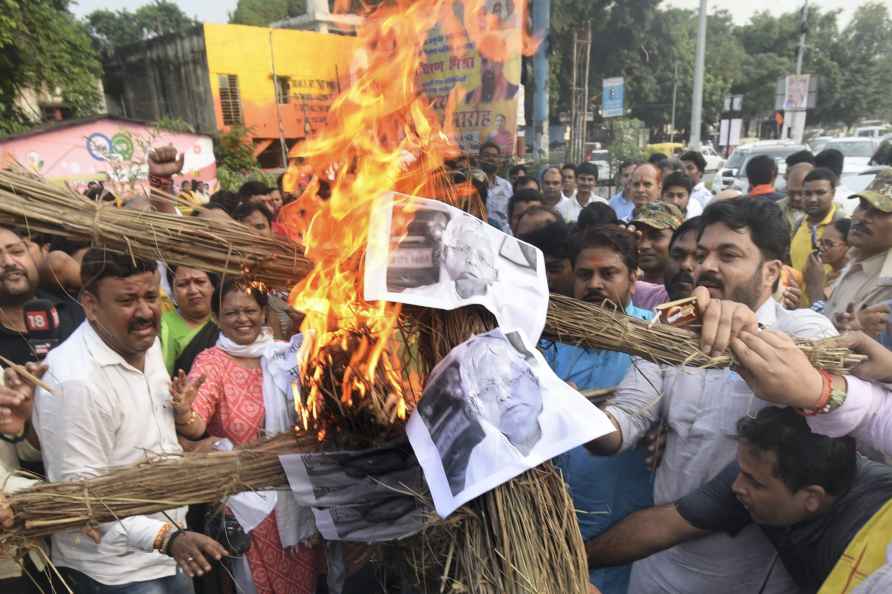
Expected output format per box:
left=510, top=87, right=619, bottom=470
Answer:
left=824, top=169, right=892, bottom=335
left=631, top=202, right=684, bottom=285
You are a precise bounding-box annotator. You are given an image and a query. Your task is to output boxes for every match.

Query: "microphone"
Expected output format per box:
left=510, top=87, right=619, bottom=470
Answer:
left=23, top=299, right=61, bottom=360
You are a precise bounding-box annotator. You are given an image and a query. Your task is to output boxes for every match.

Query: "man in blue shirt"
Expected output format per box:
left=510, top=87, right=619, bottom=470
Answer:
left=523, top=223, right=655, bottom=594
left=609, top=160, right=640, bottom=223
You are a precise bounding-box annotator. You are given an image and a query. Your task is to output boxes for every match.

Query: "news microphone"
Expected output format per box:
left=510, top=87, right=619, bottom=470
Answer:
left=23, top=299, right=61, bottom=360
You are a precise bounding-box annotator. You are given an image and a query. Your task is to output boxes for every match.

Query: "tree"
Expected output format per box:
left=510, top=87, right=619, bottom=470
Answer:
left=85, top=0, right=197, bottom=53
left=0, top=0, right=102, bottom=134
left=229, top=0, right=308, bottom=27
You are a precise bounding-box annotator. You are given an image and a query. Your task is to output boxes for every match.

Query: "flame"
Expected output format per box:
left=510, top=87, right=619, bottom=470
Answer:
left=282, top=0, right=537, bottom=437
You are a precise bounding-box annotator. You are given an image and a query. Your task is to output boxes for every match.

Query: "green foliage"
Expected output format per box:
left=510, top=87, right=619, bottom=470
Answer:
left=153, top=117, right=195, bottom=134
left=548, top=0, right=892, bottom=138
left=229, top=0, right=307, bottom=26
left=85, top=0, right=197, bottom=53
left=212, top=126, right=271, bottom=191
left=605, top=118, right=645, bottom=171
left=0, top=0, right=102, bottom=135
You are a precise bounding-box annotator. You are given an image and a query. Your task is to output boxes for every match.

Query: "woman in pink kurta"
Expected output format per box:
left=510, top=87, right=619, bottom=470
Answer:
left=175, top=280, right=320, bottom=594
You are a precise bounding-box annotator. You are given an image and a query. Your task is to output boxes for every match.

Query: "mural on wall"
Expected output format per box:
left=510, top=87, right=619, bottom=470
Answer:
left=0, top=119, right=215, bottom=193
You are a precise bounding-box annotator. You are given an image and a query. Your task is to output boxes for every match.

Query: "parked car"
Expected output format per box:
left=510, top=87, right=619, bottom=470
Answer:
left=713, top=141, right=808, bottom=193
left=815, top=137, right=877, bottom=177
left=699, top=145, right=724, bottom=172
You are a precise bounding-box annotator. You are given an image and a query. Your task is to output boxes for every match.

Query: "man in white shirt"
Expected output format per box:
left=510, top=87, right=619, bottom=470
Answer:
left=560, top=163, right=577, bottom=203
left=556, top=162, right=608, bottom=223
left=586, top=197, right=836, bottom=594
left=680, top=150, right=714, bottom=210
left=33, top=249, right=225, bottom=593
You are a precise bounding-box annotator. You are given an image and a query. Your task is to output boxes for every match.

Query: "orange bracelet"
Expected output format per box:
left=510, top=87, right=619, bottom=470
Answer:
left=798, top=370, right=833, bottom=417
left=153, top=523, right=174, bottom=551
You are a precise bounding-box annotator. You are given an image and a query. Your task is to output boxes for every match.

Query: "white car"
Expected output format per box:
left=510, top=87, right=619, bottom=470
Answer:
left=817, top=138, right=876, bottom=177
left=712, top=141, right=808, bottom=193
left=699, top=145, right=724, bottom=172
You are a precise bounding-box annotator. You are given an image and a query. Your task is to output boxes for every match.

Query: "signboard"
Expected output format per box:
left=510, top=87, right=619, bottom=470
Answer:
left=602, top=77, right=624, bottom=118
left=418, top=1, right=523, bottom=155
left=719, top=118, right=743, bottom=148
left=775, top=74, right=817, bottom=111
left=784, top=74, right=811, bottom=110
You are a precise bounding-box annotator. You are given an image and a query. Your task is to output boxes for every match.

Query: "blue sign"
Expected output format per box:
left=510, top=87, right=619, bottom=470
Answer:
left=602, top=77, right=625, bottom=118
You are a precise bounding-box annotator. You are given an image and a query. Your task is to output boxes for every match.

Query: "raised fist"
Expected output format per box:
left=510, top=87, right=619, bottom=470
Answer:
left=148, top=145, right=185, bottom=178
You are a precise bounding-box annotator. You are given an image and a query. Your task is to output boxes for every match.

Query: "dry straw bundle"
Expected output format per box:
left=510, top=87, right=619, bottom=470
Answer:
left=0, top=170, right=311, bottom=291
left=545, top=293, right=865, bottom=374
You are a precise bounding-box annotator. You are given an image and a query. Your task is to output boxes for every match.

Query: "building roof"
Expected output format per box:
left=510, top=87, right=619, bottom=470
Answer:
left=0, top=114, right=210, bottom=143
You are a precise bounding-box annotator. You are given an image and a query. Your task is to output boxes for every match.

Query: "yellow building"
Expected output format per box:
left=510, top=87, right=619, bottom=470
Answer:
left=104, top=24, right=358, bottom=168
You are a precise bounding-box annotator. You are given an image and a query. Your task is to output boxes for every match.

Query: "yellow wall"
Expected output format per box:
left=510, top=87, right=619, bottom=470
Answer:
left=203, top=23, right=357, bottom=140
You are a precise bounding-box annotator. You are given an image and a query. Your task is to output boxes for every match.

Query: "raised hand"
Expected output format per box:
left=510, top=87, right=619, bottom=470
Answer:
left=148, top=145, right=185, bottom=179
left=170, top=371, right=205, bottom=417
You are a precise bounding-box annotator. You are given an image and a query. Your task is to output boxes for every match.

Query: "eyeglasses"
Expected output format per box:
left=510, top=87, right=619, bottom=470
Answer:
left=818, top=239, right=843, bottom=249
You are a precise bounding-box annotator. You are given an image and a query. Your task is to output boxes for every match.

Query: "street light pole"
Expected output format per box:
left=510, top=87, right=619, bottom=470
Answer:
left=532, top=0, right=550, bottom=161
left=689, top=0, right=707, bottom=149
left=670, top=61, right=678, bottom=143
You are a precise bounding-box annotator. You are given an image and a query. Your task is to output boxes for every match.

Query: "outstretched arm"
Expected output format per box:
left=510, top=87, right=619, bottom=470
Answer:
left=585, top=503, right=708, bottom=568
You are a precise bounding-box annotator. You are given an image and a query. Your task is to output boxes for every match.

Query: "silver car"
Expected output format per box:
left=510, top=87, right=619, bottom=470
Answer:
left=713, top=142, right=809, bottom=193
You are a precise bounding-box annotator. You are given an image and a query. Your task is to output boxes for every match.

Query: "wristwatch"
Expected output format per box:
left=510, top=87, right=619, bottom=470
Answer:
left=819, top=381, right=848, bottom=415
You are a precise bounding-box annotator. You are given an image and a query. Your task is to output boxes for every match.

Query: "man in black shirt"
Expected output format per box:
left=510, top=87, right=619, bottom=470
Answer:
left=0, top=226, right=83, bottom=365
left=585, top=407, right=892, bottom=593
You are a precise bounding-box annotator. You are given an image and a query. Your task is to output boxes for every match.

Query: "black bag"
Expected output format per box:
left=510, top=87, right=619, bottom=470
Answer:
left=204, top=509, right=251, bottom=556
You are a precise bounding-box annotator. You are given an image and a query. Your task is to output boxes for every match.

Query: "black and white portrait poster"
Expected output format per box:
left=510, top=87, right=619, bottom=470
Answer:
left=406, top=328, right=615, bottom=518
left=364, top=192, right=548, bottom=344
left=279, top=440, right=428, bottom=542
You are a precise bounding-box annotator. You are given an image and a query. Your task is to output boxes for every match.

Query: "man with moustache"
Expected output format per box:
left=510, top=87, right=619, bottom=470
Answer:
left=32, top=249, right=225, bottom=593
left=585, top=198, right=836, bottom=594
left=629, top=163, right=662, bottom=212
left=0, top=226, right=84, bottom=366
left=538, top=225, right=655, bottom=594
left=540, top=166, right=564, bottom=209
left=824, top=169, right=892, bottom=336
left=663, top=216, right=701, bottom=301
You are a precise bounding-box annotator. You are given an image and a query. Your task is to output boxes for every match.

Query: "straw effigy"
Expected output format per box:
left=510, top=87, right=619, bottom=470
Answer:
left=0, top=169, right=863, bottom=376
left=0, top=170, right=312, bottom=291
left=545, top=293, right=865, bottom=374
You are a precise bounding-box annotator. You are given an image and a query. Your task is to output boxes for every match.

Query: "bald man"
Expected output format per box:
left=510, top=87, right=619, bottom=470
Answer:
left=630, top=164, right=662, bottom=211
left=777, top=162, right=814, bottom=232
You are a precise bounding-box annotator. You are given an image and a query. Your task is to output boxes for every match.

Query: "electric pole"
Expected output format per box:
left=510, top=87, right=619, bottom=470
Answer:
left=532, top=0, right=550, bottom=161
left=689, top=0, right=707, bottom=149
left=670, top=61, right=678, bottom=144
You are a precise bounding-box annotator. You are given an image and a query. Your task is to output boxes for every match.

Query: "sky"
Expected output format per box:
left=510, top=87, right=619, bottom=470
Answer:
left=69, top=0, right=892, bottom=24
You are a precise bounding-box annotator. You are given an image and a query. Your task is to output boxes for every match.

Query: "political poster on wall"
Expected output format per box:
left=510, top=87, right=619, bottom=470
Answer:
left=419, top=0, right=524, bottom=155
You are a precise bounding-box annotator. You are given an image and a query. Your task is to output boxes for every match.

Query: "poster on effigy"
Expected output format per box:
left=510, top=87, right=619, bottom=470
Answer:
left=406, top=328, right=616, bottom=518
left=363, top=192, right=548, bottom=344
left=279, top=441, right=428, bottom=542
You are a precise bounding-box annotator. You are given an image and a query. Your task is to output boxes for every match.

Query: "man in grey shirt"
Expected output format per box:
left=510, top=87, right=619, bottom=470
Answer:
left=587, top=198, right=836, bottom=593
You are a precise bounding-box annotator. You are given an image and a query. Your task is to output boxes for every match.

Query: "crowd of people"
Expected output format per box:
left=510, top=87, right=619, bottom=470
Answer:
left=0, top=137, right=891, bottom=594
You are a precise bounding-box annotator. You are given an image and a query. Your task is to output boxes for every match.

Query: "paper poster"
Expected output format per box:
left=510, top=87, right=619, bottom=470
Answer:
left=406, top=328, right=616, bottom=518
left=419, top=0, right=523, bottom=154
left=364, top=192, right=548, bottom=344
left=279, top=441, right=427, bottom=542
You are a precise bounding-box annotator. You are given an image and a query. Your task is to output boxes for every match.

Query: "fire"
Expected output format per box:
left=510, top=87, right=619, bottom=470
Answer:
left=281, top=0, right=536, bottom=438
